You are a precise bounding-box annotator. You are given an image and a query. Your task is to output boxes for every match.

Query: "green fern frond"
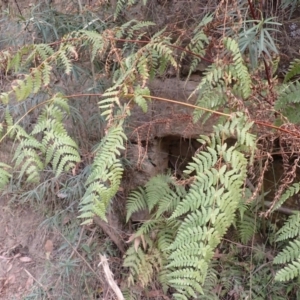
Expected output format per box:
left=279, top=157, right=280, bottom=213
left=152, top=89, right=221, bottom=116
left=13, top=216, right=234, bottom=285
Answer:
left=275, top=81, right=300, bottom=123
left=133, top=85, right=150, bottom=113
left=126, top=187, right=148, bottom=222
left=145, top=174, right=177, bottom=212
left=7, top=45, right=32, bottom=73
left=57, top=48, right=72, bottom=74
left=77, top=30, right=104, bottom=61
left=0, top=162, right=12, bottom=190
left=224, top=37, right=251, bottom=99
left=180, top=15, right=212, bottom=77
left=124, top=240, right=163, bottom=288
left=116, top=19, right=155, bottom=40
left=238, top=215, right=258, bottom=244
left=191, top=38, right=252, bottom=123
left=191, top=65, right=226, bottom=122
left=114, top=0, right=146, bottom=19
left=275, top=257, right=300, bottom=281
left=79, top=124, right=126, bottom=223
left=13, top=136, right=44, bottom=183
left=12, top=76, right=34, bottom=101
left=31, top=68, right=43, bottom=94
left=274, top=239, right=300, bottom=264
left=34, top=44, right=55, bottom=60
left=270, top=182, right=300, bottom=213
left=115, top=0, right=127, bottom=19
left=11, top=94, right=80, bottom=181
left=284, top=58, right=300, bottom=82
left=166, top=115, right=254, bottom=298
left=276, top=212, right=300, bottom=242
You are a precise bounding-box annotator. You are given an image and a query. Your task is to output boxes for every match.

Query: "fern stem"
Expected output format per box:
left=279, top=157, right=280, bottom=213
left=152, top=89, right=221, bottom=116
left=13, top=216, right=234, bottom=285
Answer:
left=0, top=98, right=54, bottom=144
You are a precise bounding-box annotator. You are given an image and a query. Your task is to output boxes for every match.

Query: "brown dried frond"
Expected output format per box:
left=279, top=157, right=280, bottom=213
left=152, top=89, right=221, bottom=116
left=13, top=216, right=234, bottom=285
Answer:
left=247, top=151, right=273, bottom=204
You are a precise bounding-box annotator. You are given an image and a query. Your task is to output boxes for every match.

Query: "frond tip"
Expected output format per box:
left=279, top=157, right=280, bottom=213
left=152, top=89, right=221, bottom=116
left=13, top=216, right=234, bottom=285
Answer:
left=79, top=124, right=127, bottom=224
left=0, top=162, right=11, bottom=189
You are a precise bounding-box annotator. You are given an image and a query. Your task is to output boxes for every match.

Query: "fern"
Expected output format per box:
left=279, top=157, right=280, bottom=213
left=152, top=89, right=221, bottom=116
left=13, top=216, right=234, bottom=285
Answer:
left=75, top=30, right=105, bottom=61
left=276, top=212, right=300, bottom=242
left=191, top=38, right=251, bottom=123
left=0, top=163, right=12, bottom=190
left=270, top=182, right=300, bottom=213
left=133, top=85, right=150, bottom=113
left=79, top=124, right=126, bottom=223
left=13, top=132, right=44, bottom=183
left=273, top=190, right=300, bottom=282
left=284, top=58, right=300, bottom=82
left=275, top=257, right=300, bottom=281
left=274, top=239, right=300, bottom=265
left=224, top=37, right=252, bottom=99
left=238, top=214, right=258, bottom=244
left=275, top=81, right=300, bottom=123
left=124, top=174, right=183, bottom=290
left=126, top=187, right=147, bottom=222
left=114, top=0, right=147, bottom=19
left=11, top=95, right=80, bottom=182
left=124, top=114, right=256, bottom=298
left=166, top=115, right=255, bottom=299
left=180, top=15, right=212, bottom=78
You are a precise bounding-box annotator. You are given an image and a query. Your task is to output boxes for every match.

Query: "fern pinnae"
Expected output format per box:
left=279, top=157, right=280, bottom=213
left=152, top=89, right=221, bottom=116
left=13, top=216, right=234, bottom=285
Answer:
left=284, top=58, right=300, bottom=82
left=276, top=212, right=300, bottom=242
left=274, top=239, right=300, bottom=264
left=79, top=124, right=126, bottom=223
left=0, top=163, right=12, bottom=190
left=270, top=182, right=300, bottom=213
left=275, top=258, right=300, bottom=281
left=126, top=187, right=147, bottom=222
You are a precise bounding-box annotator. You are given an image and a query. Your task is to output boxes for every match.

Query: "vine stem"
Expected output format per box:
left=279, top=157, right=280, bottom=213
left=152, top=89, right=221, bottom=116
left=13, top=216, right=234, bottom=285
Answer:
left=66, top=92, right=300, bottom=139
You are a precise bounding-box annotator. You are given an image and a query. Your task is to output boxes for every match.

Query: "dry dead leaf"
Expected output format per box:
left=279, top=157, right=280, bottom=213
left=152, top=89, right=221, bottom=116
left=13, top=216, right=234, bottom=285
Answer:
left=134, top=236, right=141, bottom=252
left=126, top=233, right=136, bottom=243
left=25, top=276, right=34, bottom=291
left=6, top=263, right=12, bottom=273
left=140, top=234, right=146, bottom=250
left=44, top=239, right=53, bottom=260
left=44, top=239, right=53, bottom=253
left=4, top=275, right=15, bottom=286
left=19, top=256, right=32, bottom=263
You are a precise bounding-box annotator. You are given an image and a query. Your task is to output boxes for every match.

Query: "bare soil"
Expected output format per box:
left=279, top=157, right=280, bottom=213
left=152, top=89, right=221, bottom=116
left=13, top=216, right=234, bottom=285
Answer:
left=0, top=198, right=109, bottom=300
left=0, top=199, right=48, bottom=299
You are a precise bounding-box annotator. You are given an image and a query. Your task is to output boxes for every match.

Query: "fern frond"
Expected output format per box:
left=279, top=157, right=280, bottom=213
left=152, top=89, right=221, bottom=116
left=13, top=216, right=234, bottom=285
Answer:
left=133, top=85, right=150, bottom=113
left=126, top=187, right=148, bottom=222
left=12, top=76, right=34, bottom=101
left=275, top=257, right=300, bottom=281
left=57, top=48, right=72, bottom=74
left=124, top=241, right=163, bottom=288
left=224, top=37, right=251, bottom=99
left=114, top=0, right=145, bottom=19
left=284, top=58, right=300, bottom=82
left=13, top=136, right=44, bottom=183
left=180, top=15, right=212, bottom=77
left=35, top=43, right=55, bottom=59
left=191, top=64, right=226, bottom=122
left=166, top=115, right=254, bottom=297
left=79, top=124, right=126, bottom=223
left=0, top=163, right=12, bottom=190
left=275, top=81, right=300, bottom=123
left=77, top=30, right=104, bottom=60
left=276, top=212, right=300, bottom=242
left=238, top=215, right=258, bottom=244
left=274, top=239, right=300, bottom=264
left=270, top=182, right=300, bottom=213
left=41, top=61, right=52, bottom=86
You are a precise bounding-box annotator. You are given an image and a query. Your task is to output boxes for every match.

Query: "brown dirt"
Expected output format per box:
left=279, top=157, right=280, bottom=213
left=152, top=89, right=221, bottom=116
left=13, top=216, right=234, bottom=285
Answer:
left=0, top=197, right=113, bottom=300
left=0, top=199, right=48, bottom=299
